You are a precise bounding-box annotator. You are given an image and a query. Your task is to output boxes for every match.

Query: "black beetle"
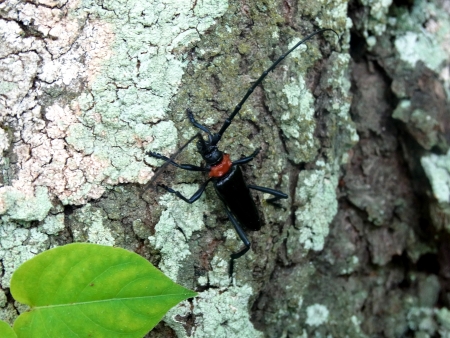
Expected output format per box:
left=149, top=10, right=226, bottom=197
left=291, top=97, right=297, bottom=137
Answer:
left=147, top=28, right=338, bottom=276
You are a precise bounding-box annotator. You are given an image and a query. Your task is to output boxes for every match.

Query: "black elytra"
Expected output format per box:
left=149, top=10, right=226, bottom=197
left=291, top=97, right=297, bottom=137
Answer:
left=146, top=28, right=339, bottom=277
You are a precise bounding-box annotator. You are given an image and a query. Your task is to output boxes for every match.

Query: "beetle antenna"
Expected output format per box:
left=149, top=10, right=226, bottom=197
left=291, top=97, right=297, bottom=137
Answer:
left=213, top=28, right=339, bottom=144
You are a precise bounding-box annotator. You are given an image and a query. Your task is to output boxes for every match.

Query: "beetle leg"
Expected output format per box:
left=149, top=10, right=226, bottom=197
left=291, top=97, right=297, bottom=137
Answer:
left=146, top=151, right=208, bottom=172
left=187, top=109, right=213, bottom=136
left=223, top=205, right=251, bottom=277
left=247, top=184, right=288, bottom=203
left=158, top=179, right=211, bottom=204
left=231, top=148, right=260, bottom=165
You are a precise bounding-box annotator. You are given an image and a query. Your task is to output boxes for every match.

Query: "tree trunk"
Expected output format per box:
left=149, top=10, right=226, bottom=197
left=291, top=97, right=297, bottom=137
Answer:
left=1, top=0, right=449, bottom=337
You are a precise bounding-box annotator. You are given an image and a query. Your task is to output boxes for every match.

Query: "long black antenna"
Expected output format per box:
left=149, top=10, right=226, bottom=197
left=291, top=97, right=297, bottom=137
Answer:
left=213, top=28, right=339, bottom=144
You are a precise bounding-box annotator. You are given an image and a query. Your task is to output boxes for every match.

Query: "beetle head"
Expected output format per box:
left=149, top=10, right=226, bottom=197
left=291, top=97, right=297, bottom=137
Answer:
left=197, top=134, right=223, bottom=165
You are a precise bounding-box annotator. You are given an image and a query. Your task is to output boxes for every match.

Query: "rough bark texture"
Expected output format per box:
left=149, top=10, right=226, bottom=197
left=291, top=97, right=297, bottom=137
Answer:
left=1, top=0, right=449, bottom=337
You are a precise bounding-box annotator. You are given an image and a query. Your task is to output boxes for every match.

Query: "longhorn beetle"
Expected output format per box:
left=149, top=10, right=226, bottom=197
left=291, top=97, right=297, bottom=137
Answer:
left=146, top=28, right=338, bottom=276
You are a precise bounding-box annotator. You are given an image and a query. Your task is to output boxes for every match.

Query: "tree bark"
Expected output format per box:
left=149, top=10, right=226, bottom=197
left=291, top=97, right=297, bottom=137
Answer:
left=1, top=0, right=449, bottom=337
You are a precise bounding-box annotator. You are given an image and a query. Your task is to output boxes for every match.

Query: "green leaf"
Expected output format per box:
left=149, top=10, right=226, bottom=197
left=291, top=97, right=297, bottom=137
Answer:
left=11, top=243, right=196, bottom=338
left=0, top=320, right=17, bottom=338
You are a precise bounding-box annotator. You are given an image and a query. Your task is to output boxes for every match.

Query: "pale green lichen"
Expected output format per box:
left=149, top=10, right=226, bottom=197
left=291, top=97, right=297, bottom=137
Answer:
left=71, top=204, right=115, bottom=246
left=305, top=304, right=330, bottom=327
left=265, top=34, right=350, bottom=165
left=163, top=300, right=193, bottom=337
left=301, top=0, right=350, bottom=41
left=60, top=0, right=230, bottom=205
left=418, top=275, right=440, bottom=308
left=356, top=0, right=394, bottom=48
left=393, top=100, right=440, bottom=150
left=191, top=285, right=263, bottom=338
left=0, top=219, right=49, bottom=288
left=132, top=219, right=151, bottom=240
left=206, top=255, right=230, bottom=288
left=421, top=150, right=450, bottom=204
left=339, top=255, right=360, bottom=275
left=392, top=99, right=412, bottom=120
left=0, top=0, right=230, bottom=213
left=407, top=307, right=438, bottom=336
left=0, top=290, right=6, bottom=308
left=166, top=285, right=263, bottom=338
left=351, top=315, right=364, bottom=336
left=149, top=184, right=209, bottom=281
left=0, top=81, right=17, bottom=96
left=0, top=303, right=18, bottom=326
left=436, top=308, right=450, bottom=331
left=280, top=75, right=318, bottom=164
left=289, top=167, right=338, bottom=254
left=394, top=31, right=448, bottom=73
left=322, top=52, right=358, bottom=148
left=275, top=35, right=355, bottom=167
left=393, top=0, right=450, bottom=75
left=39, top=213, right=65, bottom=235
left=0, top=186, right=52, bottom=222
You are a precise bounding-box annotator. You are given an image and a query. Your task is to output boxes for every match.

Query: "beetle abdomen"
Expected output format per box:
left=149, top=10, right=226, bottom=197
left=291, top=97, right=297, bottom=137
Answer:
left=214, top=165, right=261, bottom=231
